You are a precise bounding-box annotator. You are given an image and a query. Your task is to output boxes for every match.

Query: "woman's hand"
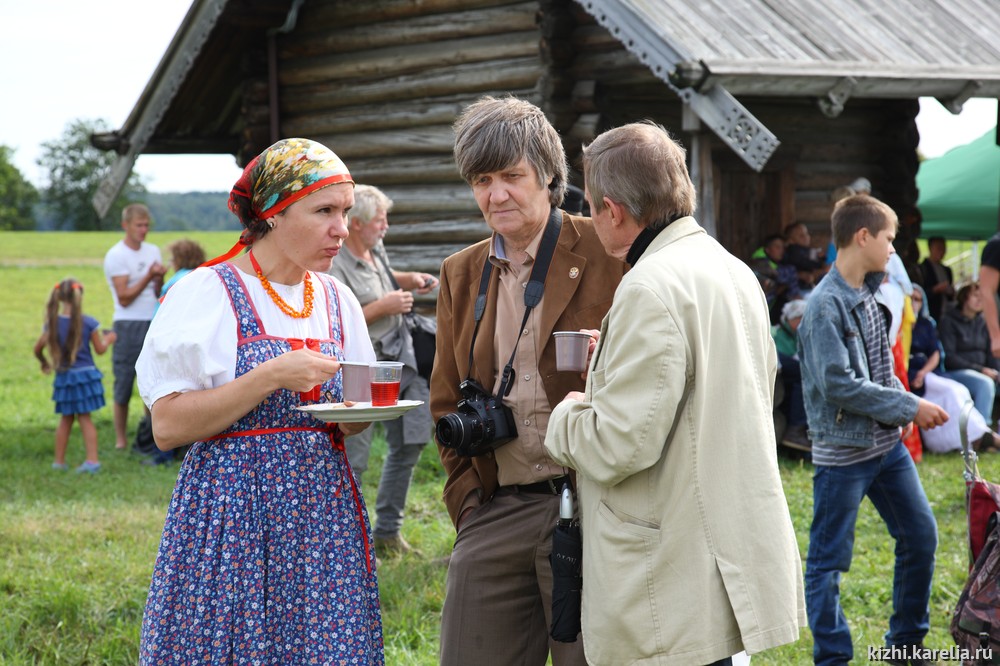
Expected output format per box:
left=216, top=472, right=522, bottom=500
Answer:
left=267, top=348, right=343, bottom=393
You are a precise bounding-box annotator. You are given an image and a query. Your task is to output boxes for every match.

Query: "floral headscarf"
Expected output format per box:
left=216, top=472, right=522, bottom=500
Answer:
left=204, top=138, right=353, bottom=267
left=229, top=137, right=354, bottom=225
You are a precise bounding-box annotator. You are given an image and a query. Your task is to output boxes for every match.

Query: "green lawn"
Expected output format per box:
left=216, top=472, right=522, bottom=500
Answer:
left=0, top=230, right=994, bottom=664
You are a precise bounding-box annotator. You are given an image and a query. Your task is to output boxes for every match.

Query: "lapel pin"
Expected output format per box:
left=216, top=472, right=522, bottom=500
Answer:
left=569, top=267, right=580, bottom=279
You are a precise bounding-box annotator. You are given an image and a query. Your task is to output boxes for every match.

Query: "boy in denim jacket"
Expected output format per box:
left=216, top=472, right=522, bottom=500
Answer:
left=798, top=194, right=948, bottom=666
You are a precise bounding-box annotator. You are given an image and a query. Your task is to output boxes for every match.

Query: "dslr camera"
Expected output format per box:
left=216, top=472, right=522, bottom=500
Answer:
left=436, top=378, right=518, bottom=457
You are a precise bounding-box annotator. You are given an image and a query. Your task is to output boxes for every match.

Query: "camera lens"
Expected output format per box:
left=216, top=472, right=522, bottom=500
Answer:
left=436, top=412, right=482, bottom=451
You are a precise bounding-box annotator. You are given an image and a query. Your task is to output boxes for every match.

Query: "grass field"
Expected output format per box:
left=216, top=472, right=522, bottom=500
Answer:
left=0, top=230, right=995, bottom=664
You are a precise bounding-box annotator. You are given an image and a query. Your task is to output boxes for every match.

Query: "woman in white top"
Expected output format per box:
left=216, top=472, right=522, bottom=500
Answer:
left=135, top=138, right=384, bottom=665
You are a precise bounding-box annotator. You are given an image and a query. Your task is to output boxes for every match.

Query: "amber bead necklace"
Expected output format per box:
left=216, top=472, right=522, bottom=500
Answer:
left=248, top=249, right=314, bottom=319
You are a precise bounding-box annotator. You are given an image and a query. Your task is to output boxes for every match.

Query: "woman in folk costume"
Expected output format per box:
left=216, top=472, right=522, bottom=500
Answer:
left=136, top=138, right=383, bottom=665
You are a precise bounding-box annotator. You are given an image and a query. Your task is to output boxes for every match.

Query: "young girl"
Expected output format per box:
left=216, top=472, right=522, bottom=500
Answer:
left=33, top=278, right=116, bottom=473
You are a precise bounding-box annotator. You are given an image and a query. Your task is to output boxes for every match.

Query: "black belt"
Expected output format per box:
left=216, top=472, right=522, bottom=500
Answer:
left=510, top=474, right=572, bottom=495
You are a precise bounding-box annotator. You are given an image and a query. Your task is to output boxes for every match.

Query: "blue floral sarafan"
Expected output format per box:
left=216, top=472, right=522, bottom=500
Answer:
left=139, top=263, right=384, bottom=665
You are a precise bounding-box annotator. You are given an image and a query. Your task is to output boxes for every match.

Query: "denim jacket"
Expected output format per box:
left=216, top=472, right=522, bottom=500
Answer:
left=798, top=266, right=919, bottom=448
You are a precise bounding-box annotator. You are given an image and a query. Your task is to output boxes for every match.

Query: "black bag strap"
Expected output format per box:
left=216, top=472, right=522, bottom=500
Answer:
left=467, top=207, right=562, bottom=398
left=374, top=246, right=402, bottom=291
left=374, top=245, right=421, bottom=329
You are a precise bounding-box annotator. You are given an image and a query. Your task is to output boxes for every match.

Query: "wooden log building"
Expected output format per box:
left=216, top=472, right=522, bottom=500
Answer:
left=93, top=0, right=1000, bottom=282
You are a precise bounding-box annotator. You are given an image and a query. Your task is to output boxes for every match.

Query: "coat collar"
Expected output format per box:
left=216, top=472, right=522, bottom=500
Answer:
left=631, top=216, right=703, bottom=265
left=823, top=265, right=886, bottom=311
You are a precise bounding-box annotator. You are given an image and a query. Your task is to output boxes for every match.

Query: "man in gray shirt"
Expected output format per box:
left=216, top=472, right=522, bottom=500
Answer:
left=329, top=184, right=438, bottom=557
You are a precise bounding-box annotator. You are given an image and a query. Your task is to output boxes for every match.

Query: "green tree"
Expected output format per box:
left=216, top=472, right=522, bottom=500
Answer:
left=37, top=118, right=145, bottom=231
left=0, top=145, right=39, bottom=230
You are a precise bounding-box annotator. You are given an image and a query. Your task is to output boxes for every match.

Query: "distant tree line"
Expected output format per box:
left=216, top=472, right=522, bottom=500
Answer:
left=0, top=118, right=238, bottom=232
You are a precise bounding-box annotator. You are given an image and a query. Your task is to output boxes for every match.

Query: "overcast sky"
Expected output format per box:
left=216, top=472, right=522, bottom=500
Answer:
left=1, top=0, right=995, bottom=194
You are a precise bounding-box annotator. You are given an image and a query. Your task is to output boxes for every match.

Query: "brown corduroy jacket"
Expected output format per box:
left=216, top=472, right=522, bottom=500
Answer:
left=430, top=211, right=626, bottom=527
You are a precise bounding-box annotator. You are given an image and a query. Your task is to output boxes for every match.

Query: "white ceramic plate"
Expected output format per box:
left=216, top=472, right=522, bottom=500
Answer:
left=297, top=400, right=424, bottom=423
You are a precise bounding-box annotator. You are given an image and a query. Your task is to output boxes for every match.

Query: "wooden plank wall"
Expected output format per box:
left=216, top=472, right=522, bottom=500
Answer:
left=234, top=0, right=921, bottom=283
left=257, top=0, right=578, bottom=290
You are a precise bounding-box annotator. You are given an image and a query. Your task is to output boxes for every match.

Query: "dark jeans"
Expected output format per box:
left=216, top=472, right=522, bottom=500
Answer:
left=777, top=353, right=807, bottom=426
left=805, top=442, right=937, bottom=665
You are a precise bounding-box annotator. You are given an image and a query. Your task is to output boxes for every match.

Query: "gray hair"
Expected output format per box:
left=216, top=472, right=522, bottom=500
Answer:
left=583, top=121, right=696, bottom=229
left=349, top=184, right=393, bottom=225
left=453, top=95, right=568, bottom=207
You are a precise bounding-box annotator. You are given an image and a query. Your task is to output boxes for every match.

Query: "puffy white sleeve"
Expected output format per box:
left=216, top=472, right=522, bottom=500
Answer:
left=136, top=268, right=237, bottom=408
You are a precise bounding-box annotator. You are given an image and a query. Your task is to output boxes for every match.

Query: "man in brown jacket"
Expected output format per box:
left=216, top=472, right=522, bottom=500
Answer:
left=431, top=96, right=625, bottom=665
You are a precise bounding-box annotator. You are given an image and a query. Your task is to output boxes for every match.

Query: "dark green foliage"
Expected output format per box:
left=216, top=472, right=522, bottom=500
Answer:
left=36, top=118, right=146, bottom=231
left=0, top=146, right=39, bottom=230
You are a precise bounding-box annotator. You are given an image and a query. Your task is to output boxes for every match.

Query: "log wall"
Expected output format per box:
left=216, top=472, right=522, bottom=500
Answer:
left=237, top=0, right=568, bottom=297
left=233, top=0, right=921, bottom=293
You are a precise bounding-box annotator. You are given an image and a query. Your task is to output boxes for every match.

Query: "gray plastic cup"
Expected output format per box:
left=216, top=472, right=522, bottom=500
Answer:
left=553, top=331, right=592, bottom=372
left=340, top=362, right=372, bottom=402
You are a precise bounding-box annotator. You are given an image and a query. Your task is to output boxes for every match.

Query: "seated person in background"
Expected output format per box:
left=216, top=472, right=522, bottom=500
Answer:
left=937, top=281, right=1000, bottom=428
left=919, top=236, right=955, bottom=322
left=772, top=299, right=810, bottom=453
left=749, top=234, right=802, bottom=324
left=909, top=285, right=999, bottom=453
left=781, top=222, right=827, bottom=293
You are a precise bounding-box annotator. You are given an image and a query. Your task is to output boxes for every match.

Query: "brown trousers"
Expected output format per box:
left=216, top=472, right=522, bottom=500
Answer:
left=439, top=487, right=587, bottom=666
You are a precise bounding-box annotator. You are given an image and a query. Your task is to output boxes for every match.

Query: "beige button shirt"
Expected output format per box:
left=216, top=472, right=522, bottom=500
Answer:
left=328, top=244, right=399, bottom=347
left=489, top=227, right=566, bottom=486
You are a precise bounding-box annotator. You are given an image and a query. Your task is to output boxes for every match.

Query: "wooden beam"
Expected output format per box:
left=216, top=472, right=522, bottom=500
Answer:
left=279, top=32, right=540, bottom=87
left=282, top=58, right=541, bottom=112
left=298, top=0, right=528, bottom=28
left=313, top=126, right=457, bottom=159
left=347, top=155, right=461, bottom=186
left=384, top=218, right=490, bottom=244
left=376, top=184, right=479, bottom=215
left=283, top=97, right=472, bottom=137
left=281, top=2, right=538, bottom=57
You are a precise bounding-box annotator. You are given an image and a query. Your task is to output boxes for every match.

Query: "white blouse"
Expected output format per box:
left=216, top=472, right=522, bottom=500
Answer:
left=136, top=265, right=376, bottom=409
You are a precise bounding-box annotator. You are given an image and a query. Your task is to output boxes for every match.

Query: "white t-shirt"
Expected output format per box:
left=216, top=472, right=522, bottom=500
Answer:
left=136, top=265, right=376, bottom=409
left=103, top=240, right=163, bottom=321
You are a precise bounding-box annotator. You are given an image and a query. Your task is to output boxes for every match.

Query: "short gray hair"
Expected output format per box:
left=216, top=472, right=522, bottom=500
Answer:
left=583, top=122, right=696, bottom=229
left=349, top=184, right=393, bottom=225
left=453, top=95, right=568, bottom=207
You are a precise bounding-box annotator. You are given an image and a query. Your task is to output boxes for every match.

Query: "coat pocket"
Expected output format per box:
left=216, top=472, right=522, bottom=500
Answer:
left=583, top=501, right=664, bottom=662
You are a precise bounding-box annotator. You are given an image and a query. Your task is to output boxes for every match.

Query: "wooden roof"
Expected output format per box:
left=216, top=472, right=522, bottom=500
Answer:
left=582, top=0, right=1000, bottom=102
left=92, top=0, right=1000, bottom=214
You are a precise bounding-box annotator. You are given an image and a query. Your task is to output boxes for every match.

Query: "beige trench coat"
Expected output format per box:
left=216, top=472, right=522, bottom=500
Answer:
left=546, top=218, right=806, bottom=665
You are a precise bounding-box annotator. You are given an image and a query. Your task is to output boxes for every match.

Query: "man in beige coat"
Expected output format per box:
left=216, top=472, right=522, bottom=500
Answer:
left=545, top=122, right=806, bottom=665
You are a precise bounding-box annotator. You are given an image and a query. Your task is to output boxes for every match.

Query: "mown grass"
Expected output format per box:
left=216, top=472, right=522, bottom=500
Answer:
left=0, top=230, right=995, bottom=664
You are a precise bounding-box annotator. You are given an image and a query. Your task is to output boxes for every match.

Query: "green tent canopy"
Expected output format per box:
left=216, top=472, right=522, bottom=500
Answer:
left=918, top=127, right=1000, bottom=240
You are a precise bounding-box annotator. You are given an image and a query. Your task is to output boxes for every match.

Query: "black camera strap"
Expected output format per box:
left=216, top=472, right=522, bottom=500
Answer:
left=466, top=207, right=563, bottom=399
